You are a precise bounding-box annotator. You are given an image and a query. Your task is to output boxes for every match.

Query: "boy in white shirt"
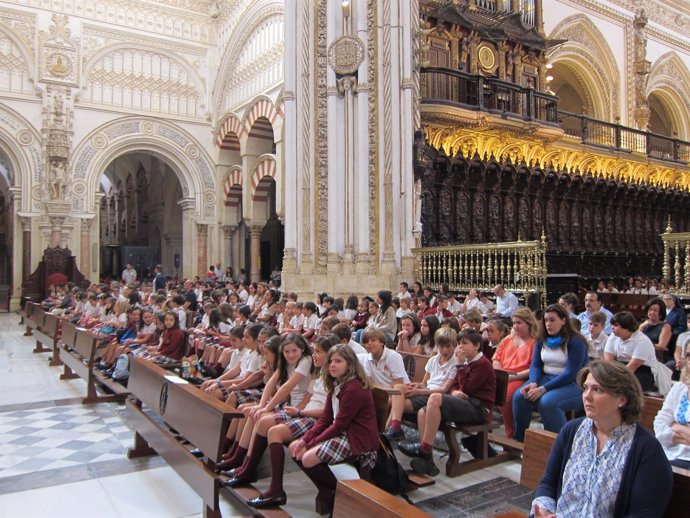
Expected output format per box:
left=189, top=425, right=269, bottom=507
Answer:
left=356, top=329, right=409, bottom=387
left=384, top=328, right=457, bottom=440
left=586, top=311, right=608, bottom=359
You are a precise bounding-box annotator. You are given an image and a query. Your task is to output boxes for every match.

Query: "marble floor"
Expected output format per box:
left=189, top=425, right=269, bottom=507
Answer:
left=0, top=312, right=522, bottom=517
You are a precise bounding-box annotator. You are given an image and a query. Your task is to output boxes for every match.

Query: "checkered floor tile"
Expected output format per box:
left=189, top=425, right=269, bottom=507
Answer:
left=0, top=403, right=132, bottom=478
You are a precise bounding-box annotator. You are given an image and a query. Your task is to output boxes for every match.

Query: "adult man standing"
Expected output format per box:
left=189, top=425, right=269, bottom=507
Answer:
left=122, top=263, right=137, bottom=285
left=577, top=291, right=613, bottom=336
left=182, top=279, right=199, bottom=312
left=490, top=284, right=518, bottom=318
left=153, top=264, right=166, bottom=292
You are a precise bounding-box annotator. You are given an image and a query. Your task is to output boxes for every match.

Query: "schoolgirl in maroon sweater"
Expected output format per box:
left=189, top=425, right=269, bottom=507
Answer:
left=290, top=343, right=378, bottom=513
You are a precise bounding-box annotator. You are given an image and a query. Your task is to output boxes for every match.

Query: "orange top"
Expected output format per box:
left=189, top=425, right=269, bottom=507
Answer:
left=493, top=336, right=534, bottom=373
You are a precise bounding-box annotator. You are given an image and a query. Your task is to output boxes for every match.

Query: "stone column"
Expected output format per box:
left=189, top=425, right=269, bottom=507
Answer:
left=21, top=217, right=31, bottom=281
left=80, top=219, right=90, bottom=274
left=197, top=223, right=208, bottom=278
left=249, top=225, right=263, bottom=282
left=222, top=225, right=236, bottom=272
left=178, top=198, right=196, bottom=278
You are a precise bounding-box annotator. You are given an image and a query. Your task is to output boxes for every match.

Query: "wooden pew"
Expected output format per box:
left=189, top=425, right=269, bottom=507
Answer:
left=59, top=328, right=129, bottom=404
left=34, top=311, right=63, bottom=366
left=640, top=395, right=664, bottom=433
left=25, top=303, right=44, bottom=341
left=668, top=466, right=690, bottom=518
left=441, top=369, right=518, bottom=477
left=519, top=429, right=557, bottom=491
left=332, top=479, right=432, bottom=518
left=125, top=357, right=255, bottom=518
left=399, top=352, right=430, bottom=384
left=22, top=301, right=38, bottom=336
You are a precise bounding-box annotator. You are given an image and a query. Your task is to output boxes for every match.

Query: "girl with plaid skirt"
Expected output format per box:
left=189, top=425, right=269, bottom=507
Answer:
left=224, top=335, right=339, bottom=506
left=290, top=344, right=379, bottom=514
left=219, top=333, right=314, bottom=476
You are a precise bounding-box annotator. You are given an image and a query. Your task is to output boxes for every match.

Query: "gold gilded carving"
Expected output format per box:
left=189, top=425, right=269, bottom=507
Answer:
left=328, top=35, right=365, bottom=75
left=425, top=121, right=690, bottom=191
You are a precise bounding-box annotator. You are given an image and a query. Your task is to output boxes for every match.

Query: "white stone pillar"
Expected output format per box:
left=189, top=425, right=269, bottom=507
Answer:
left=177, top=198, right=196, bottom=278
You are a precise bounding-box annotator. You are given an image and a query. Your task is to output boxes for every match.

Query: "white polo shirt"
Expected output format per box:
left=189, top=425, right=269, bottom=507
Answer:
left=239, top=348, right=263, bottom=377
left=357, top=347, right=409, bottom=387
left=425, top=354, right=457, bottom=390
left=604, top=331, right=657, bottom=367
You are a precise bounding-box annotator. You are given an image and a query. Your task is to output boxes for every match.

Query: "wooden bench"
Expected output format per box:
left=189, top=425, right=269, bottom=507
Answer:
left=332, top=479, right=432, bottom=518
left=399, top=352, right=431, bottom=384
left=441, top=368, right=519, bottom=477
left=22, top=301, right=38, bottom=335
left=34, top=311, right=63, bottom=366
left=59, top=328, right=129, bottom=404
left=24, top=303, right=44, bottom=340
left=125, top=357, right=261, bottom=518
left=640, top=395, right=664, bottom=433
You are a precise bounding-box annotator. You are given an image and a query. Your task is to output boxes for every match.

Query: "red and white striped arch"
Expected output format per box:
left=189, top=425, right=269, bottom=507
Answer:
left=243, top=97, right=283, bottom=140
left=215, top=113, right=242, bottom=150
left=223, top=167, right=243, bottom=207
left=250, top=156, right=277, bottom=202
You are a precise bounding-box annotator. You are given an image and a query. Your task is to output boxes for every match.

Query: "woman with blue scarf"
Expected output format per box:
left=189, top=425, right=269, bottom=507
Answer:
left=513, top=304, right=589, bottom=442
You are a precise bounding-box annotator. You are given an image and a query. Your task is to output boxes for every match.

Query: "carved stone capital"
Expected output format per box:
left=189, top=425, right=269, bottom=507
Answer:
left=249, top=225, right=263, bottom=238
left=222, top=225, right=237, bottom=238
left=196, top=223, right=208, bottom=237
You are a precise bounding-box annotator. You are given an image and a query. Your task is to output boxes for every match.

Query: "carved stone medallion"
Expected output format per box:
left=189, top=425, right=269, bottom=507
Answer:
left=328, top=35, right=365, bottom=75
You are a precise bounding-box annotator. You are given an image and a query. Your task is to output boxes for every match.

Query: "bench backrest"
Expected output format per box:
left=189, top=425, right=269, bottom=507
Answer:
left=494, top=368, right=510, bottom=407
left=333, top=479, right=432, bottom=518
left=128, top=357, right=240, bottom=462
left=42, top=313, right=60, bottom=336
left=73, top=330, right=98, bottom=359
left=668, top=467, right=690, bottom=518
left=399, top=352, right=430, bottom=384
left=520, top=428, right=557, bottom=490
left=24, top=302, right=37, bottom=318
left=60, top=321, right=78, bottom=348
left=31, top=306, right=46, bottom=328
left=640, top=395, right=664, bottom=433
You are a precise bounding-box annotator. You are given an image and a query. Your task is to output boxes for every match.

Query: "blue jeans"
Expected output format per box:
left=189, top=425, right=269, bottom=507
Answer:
left=512, top=374, right=584, bottom=442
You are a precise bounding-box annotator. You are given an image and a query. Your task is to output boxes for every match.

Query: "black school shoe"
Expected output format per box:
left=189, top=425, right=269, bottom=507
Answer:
left=397, top=441, right=426, bottom=458
left=383, top=426, right=405, bottom=441
left=410, top=456, right=440, bottom=476
left=247, top=491, right=287, bottom=508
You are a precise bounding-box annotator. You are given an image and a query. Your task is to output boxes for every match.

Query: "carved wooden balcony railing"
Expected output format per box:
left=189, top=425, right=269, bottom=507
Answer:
left=420, top=67, right=690, bottom=166
left=662, top=223, right=690, bottom=296
left=559, top=112, right=690, bottom=165
left=421, top=67, right=559, bottom=125
left=412, top=237, right=547, bottom=307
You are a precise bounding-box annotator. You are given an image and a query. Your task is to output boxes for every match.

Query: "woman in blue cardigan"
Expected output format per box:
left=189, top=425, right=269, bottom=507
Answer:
left=532, top=361, right=672, bottom=518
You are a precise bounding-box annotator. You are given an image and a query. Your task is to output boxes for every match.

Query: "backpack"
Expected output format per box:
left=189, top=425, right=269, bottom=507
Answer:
left=370, top=433, right=412, bottom=502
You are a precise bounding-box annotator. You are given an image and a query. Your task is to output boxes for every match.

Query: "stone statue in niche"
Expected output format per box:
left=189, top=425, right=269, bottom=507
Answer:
left=49, top=160, right=67, bottom=200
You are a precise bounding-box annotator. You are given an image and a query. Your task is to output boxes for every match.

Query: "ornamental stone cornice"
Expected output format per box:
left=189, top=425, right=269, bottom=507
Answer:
left=7, top=0, right=215, bottom=44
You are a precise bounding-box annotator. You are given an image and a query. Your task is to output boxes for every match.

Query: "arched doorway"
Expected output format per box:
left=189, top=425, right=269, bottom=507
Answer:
left=255, top=177, right=284, bottom=283
left=99, top=153, right=183, bottom=282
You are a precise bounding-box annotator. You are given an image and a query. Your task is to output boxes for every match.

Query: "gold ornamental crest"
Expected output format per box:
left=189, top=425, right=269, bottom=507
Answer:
left=328, top=35, right=365, bottom=75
